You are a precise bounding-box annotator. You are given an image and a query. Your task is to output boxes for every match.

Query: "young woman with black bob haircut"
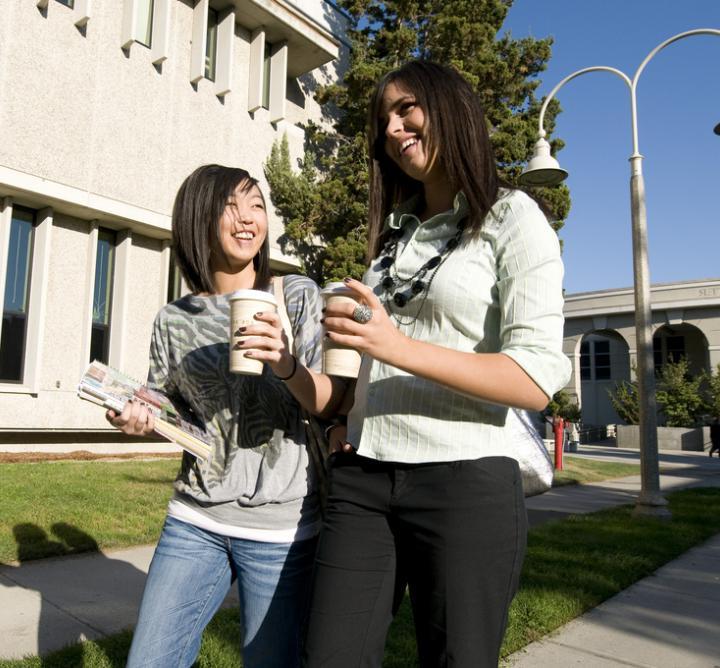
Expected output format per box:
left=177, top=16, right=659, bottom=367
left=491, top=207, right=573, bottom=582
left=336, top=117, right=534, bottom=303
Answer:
left=303, top=61, right=572, bottom=667
left=107, top=164, right=345, bottom=668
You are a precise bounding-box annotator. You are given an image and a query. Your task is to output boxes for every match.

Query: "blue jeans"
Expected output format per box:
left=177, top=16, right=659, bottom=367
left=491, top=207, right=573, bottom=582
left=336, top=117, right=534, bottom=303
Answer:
left=126, top=516, right=316, bottom=668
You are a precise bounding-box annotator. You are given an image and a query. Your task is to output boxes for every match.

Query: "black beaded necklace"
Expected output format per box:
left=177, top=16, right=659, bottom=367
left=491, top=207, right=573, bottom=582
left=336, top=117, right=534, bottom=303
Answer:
left=379, top=215, right=468, bottom=325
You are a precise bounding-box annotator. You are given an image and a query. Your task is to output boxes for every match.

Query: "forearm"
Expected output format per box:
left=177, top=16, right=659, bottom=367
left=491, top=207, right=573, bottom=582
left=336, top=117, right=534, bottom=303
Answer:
left=282, top=362, right=347, bottom=419
left=384, top=336, right=549, bottom=411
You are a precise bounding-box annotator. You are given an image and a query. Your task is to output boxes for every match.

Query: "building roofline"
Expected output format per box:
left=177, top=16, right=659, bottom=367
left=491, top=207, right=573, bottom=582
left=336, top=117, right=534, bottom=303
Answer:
left=565, top=277, right=720, bottom=301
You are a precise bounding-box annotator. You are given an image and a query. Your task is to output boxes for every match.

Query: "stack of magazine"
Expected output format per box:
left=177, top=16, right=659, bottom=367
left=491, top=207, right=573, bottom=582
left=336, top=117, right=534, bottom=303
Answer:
left=78, top=360, right=211, bottom=461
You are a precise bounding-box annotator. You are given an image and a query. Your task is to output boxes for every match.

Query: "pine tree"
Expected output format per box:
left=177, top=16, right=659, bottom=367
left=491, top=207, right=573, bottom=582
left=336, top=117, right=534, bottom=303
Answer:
left=265, top=0, right=570, bottom=283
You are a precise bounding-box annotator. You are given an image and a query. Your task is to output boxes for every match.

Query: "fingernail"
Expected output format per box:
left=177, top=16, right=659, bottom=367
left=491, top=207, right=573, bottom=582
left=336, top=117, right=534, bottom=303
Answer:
left=255, top=312, right=263, bottom=317
left=233, top=342, right=243, bottom=349
left=343, top=277, right=351, bottom=283
left=320, top=318, right=325, bottom=324
left=321, top=307, right=326, bottom=313
left=236, top=327, right=246, bottom=334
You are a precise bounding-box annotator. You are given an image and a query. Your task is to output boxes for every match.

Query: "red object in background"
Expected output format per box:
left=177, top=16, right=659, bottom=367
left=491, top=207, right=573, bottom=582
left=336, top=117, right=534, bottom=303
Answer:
left=553, top=416, right=564, bottom=471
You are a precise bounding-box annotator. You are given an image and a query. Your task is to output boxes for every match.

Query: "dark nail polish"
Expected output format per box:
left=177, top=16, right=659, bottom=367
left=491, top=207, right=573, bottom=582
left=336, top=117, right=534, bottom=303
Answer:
left=343, top=277, right=351, bottom=283
left=320, top=318, right=325, bottom=324
left=236, top=327, right=246, bottom=334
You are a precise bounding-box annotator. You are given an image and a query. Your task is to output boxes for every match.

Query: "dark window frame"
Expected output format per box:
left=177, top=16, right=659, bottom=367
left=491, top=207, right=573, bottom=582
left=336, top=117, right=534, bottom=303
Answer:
left=0, top=206, right=36, bottom=383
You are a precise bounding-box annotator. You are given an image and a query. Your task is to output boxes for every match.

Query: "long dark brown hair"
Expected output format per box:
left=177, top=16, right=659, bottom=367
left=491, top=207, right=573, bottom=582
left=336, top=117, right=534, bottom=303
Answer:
left=367, top=61, right=502, bottom=260
left=171, top=164, right=271, bottom=294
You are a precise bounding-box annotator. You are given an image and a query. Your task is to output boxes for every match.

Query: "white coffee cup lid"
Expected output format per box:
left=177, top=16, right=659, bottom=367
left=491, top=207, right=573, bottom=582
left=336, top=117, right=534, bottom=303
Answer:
left=228, top=289, right=277, bottom=305
left=321, top=281, right=353, bottom=296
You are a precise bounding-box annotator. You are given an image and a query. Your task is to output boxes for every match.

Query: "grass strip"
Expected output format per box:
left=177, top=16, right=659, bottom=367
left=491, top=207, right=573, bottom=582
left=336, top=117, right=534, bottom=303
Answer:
left=0, top=460, right=178, bottom=564
left=1, top=487, right=718, bottom=668
left=0, top=458, right=637, bottom=565
left=552, top=456, right=640, bottom=486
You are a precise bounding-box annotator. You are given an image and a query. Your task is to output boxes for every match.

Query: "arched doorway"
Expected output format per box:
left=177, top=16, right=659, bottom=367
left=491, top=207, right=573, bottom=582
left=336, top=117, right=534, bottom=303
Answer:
left=652, top=323, right=709, bottom=376
left=578, top=330, right=630, bottom=427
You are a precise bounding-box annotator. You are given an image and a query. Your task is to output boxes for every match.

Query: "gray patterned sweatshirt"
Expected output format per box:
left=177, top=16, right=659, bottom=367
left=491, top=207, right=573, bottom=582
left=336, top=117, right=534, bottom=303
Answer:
left=147, top=275, right=323, bottom=534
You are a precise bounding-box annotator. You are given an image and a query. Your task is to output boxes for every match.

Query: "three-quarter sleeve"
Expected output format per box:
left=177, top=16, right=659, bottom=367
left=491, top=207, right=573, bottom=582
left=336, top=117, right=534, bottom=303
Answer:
left=494, top=194, right=572, bottom=398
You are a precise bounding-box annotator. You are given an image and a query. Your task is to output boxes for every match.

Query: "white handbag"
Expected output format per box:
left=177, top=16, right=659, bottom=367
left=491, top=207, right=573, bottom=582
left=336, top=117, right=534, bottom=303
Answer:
left=506, top=408, right=554, bottom=497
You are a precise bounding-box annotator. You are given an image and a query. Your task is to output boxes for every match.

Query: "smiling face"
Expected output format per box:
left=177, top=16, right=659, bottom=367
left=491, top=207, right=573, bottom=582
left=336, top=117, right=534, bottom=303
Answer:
left=380, top=81, right=446, bottom=185
left=211, top=181, right=268, bottom=273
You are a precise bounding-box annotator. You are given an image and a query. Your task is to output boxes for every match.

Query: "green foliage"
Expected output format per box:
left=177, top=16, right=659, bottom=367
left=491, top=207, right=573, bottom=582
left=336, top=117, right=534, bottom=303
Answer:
left=655, top=357, right=706, bottom=428
left=706, top=363, right=720, bottom=419
left=608, top=379, right=640, bottom=425
left=545, top=390, right=581, bottom=422
left=265, top=0, right=571, bottom=283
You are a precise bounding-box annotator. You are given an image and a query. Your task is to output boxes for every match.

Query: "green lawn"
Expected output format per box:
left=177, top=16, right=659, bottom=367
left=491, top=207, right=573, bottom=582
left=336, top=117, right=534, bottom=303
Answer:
left=0, top=459, right=179, bottom=564
left=1, top=457, right=638, bottom=565
left=553, top=456, right=640, bottom=486
left=1, top=485, right=719, bottom=667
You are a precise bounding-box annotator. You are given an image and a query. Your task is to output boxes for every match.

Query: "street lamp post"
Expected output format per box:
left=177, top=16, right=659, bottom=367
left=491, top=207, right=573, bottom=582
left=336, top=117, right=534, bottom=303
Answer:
left=520, top=29, right=720, bottom=519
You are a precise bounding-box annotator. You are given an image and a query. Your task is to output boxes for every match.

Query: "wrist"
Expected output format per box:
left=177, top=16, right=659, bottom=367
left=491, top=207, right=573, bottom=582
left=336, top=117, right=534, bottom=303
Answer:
left=324, top=416, right=347, bottom=440
left=275, top=354, right=298, bottom=381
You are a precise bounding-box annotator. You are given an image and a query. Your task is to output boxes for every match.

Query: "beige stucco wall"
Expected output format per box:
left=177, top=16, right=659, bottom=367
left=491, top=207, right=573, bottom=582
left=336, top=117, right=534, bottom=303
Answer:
left=0, top=0, right=347, bottom=445
left=563, top=279, right=720, bottom=427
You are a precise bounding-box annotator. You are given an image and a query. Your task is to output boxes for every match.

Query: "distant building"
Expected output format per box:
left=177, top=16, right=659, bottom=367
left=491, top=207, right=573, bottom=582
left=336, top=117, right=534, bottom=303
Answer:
left=0, top=0, right=347, bottom=452
left=562, top=279, right=720, bottom=427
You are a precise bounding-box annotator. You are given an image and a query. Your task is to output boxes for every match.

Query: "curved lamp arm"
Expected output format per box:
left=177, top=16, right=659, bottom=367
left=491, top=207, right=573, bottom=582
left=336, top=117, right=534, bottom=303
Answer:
left=537, top=66, right=632, bottom=139
left=536, top=29, right=720, bottom=160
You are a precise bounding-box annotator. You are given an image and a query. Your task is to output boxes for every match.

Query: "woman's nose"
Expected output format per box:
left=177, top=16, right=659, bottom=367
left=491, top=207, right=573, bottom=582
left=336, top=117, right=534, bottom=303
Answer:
left=385, top=114, right=402, bottom=138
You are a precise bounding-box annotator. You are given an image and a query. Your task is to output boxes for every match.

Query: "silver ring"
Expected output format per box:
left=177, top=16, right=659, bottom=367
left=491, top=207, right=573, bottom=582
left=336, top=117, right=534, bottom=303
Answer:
left=352, top=304, right=373, bottom=324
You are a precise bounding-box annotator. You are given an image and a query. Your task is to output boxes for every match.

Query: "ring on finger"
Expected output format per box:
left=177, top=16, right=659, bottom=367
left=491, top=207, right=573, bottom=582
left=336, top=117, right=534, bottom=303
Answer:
left=352, top=304, right=373, bottom=324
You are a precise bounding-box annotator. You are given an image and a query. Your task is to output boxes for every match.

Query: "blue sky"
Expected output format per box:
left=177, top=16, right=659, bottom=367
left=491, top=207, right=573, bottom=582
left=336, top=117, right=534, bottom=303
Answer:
left=503, top=1, right=719, bottom=295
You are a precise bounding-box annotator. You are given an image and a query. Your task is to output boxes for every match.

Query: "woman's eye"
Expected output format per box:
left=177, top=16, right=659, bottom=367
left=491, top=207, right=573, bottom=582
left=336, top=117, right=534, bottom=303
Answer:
left=399, top=102, right=415, bottom=115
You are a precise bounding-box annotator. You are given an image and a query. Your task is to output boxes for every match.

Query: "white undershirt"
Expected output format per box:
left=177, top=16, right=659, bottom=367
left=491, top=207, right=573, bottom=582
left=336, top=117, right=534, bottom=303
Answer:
left=167, top=499, right=321, bottom=543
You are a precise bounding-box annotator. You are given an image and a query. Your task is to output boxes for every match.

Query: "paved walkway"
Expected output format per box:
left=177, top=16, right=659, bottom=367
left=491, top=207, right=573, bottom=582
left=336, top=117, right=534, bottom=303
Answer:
left=1, top=447, right=719, bottom=663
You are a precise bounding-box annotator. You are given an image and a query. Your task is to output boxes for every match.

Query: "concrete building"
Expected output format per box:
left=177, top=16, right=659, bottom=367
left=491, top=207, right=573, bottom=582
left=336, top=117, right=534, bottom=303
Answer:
left=562, top=279, right=720, bottom=427
left=0, top=0, right=347, bottom=452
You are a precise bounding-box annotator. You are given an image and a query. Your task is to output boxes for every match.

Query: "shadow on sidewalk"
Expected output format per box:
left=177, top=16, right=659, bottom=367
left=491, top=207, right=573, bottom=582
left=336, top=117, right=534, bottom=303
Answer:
left=3, top=522, right=147, bottom=664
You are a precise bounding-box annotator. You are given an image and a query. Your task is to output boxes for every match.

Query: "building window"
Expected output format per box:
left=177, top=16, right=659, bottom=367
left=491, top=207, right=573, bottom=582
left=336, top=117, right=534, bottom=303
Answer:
left=0, top=208, right=35, bottom=383
left=90, top=229, right=116, bottom=363
left=593, top=340, right=611, bottom=380
left=134, top=0, right=154, bottom=47
left=580, top=338, right=612, bottom=382
left=204, top=8, right=218, bottom=81
left=654, top=334, right=685, bottom=372
left=580, top=341, right=591, bottom=381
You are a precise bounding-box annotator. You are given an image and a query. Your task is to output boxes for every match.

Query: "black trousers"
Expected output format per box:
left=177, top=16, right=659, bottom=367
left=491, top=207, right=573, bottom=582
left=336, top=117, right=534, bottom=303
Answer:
left=303, top=453, right=527, bottom=668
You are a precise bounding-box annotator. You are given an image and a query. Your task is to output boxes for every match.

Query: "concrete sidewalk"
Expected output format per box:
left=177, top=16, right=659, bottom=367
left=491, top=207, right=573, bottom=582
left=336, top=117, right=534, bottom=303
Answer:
left=1, top=448, right=719, bottom=662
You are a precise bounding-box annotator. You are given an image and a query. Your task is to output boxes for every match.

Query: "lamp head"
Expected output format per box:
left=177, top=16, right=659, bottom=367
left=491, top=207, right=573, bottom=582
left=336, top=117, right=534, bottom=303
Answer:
left=518, top=137, right=568, bottom=187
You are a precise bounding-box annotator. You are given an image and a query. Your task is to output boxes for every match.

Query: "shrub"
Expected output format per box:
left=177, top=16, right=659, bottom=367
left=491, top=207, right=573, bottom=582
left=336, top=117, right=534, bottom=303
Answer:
left=545, top=390, right=582, bottom=423
left=706, top=363, right=720, bottom=419
left=656, top=357, right=706, bottom=428
left=608, top=379, right=639, bottom=425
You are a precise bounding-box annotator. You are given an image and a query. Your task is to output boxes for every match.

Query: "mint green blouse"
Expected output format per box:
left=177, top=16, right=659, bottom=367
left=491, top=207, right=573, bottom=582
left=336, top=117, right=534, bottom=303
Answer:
left=347, top=189, right=571, bottom=463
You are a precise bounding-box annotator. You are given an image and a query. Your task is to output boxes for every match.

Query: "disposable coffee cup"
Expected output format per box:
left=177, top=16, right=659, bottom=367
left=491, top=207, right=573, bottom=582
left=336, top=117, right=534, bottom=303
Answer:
left=229, top=289, right=278, bottom=375
left=321, top=282, right=362, bottom=378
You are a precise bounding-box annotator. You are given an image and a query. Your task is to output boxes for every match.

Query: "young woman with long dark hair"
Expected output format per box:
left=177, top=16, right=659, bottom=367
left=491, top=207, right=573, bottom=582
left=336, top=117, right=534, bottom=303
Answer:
left=107, top=164, right=345, bottom=668
left=303, top=61, right=571, bottom=667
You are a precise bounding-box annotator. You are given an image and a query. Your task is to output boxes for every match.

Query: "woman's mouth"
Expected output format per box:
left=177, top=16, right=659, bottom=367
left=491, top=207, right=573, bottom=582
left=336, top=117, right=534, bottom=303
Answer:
left=400, top=138, right=418, bottom=156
